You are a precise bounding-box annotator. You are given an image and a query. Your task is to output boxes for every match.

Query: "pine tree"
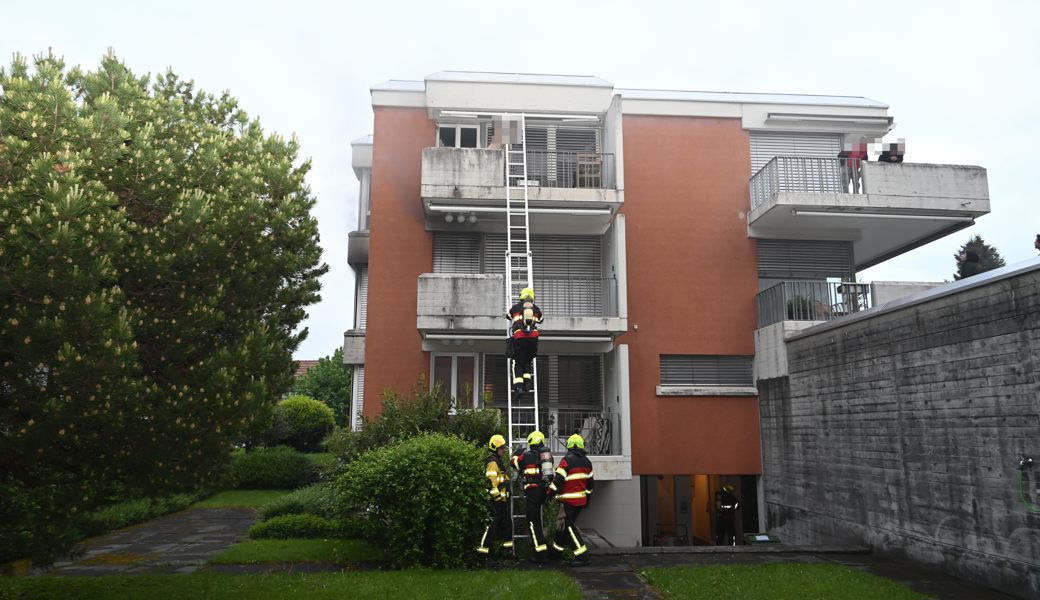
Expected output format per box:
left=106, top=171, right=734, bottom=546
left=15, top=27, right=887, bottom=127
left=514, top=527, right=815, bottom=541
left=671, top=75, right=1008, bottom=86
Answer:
left=0, top=51, right=328, bottom=562
left=292, top=348, right=352, bottom=426
left=952, top=234, right=1005, bottom=280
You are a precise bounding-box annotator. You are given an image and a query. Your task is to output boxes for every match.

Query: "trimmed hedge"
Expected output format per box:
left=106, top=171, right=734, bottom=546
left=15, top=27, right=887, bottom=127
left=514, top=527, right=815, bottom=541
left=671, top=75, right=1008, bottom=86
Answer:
left=231, top=447, right=315, bottom=490
left=259, top=483, right=336, bottom=520
left=248, top=514, right=342, bottom=539
left=334, top=433, right=486, bottom=568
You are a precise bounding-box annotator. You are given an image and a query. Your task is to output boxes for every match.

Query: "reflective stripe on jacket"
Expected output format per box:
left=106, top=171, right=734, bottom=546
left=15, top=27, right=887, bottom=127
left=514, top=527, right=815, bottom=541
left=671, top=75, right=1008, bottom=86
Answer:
left=511, top=445, right=549, bottom=490
left=485, top=453, right=510, bottom=502
left=549, top=448, right=594, bottom=506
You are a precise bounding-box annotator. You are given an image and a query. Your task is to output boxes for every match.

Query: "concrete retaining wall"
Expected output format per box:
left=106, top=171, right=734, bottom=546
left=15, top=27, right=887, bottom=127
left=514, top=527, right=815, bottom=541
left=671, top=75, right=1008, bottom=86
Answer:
left=759, top=262, right=1040, bottom=599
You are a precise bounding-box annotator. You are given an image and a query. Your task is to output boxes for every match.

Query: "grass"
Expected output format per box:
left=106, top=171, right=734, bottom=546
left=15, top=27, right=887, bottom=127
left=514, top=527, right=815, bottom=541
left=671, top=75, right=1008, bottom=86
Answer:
left=641, top=564, right=928, bottom=600
left=208, top=539, right=382, bottom=565
left=303, top=452, right=337, bottom=468
left=191, top=490, right=291, bottom=509
left=0, top=571, right=582, bottom=600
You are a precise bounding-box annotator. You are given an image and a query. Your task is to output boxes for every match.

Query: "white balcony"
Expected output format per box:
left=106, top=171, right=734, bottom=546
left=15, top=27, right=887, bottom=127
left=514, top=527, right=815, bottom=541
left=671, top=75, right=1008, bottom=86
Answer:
left=416, top=273, right=626, bottom=353
left=420, top=147, right=622, bottom=236
left=747, top=158, right=990, bottom=269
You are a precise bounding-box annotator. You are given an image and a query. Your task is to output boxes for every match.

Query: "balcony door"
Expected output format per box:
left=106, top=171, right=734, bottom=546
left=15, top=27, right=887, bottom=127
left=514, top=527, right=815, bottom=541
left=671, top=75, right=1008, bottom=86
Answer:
left=432, top=353, right=478, bottom=410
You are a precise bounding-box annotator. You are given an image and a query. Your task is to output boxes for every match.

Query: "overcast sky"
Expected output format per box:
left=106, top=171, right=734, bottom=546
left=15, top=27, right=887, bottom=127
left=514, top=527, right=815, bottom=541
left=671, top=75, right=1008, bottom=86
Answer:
left=6, top=0, right=1039, bottom=359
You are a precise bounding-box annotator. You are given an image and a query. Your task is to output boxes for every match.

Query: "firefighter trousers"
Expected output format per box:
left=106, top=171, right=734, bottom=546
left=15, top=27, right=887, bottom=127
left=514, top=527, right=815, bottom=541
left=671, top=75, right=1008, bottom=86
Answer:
left=524, top=486, right=549, bottom=553
left=477, top=500, right=513, bottom=555
left=553, top=503, right=587, bottom=556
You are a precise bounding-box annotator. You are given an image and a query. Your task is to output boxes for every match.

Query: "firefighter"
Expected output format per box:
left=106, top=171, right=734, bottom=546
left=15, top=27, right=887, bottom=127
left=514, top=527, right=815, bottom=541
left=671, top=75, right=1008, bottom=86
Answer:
left=715, top=483, right=741, bottom=546
left=548, top=433, right=595, bottom=565
left=477, top=434, right=513, bottom=561
left=507, top=287, right=543, bottom=395
left=510, top=430, right=553, bottom=560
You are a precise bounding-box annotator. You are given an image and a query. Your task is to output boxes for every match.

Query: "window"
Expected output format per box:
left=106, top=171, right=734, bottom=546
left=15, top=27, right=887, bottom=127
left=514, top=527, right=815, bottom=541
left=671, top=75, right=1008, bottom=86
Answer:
left=659, top=355, right=753, bottom=387
left=438, top=125, right=479, bottom=148
left=432, top=353, right=478, bottom=409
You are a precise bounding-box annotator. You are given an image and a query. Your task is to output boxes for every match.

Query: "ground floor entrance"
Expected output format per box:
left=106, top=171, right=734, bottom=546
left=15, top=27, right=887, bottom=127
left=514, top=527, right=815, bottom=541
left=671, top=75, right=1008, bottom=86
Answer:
left=639, top=474, right=760, bottom=546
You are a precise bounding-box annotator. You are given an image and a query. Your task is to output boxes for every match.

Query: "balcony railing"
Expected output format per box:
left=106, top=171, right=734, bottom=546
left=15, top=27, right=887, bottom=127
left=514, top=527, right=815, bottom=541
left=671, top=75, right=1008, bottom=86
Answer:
left=756, top=280, right=872, bottom=328
left=514, top=150, right=616, bottom=190
left=749, top=156, right=851, bottom=209
left=496, top=405, right=621, bottom=455
left=530, top=275, right=618, bottom=317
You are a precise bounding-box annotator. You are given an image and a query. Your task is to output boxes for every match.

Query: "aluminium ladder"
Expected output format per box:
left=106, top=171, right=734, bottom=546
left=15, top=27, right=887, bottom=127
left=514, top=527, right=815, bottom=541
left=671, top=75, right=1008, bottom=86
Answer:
left=502, top=113, right=542, bottom=553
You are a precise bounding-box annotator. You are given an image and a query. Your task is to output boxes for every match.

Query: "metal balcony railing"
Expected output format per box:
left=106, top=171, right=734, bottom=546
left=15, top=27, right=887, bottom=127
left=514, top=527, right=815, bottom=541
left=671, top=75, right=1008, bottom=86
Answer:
left=527, top=275, right=618, bottom=317
left=496, top=405, right=621, bottom=455
left=749, top=156, right=853, bottom=209
left=509, top=150, right=616, bottom=190
left=756, top=280, right=872, bottom=328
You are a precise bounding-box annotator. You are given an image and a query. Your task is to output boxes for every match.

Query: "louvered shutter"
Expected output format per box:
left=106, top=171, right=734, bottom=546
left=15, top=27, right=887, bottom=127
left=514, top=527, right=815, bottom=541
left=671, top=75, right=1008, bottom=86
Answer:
left=750, top=132, right=841, bottom=175
left=483, top=235, right=602, bottom=315
left=357, top=267, right=369, bottom=330
left=483, top=354, right=602, bottom=409
left=351, top=366, right=365, bottom=431
left=756, top=239, right=854, bottom=280
left=660, top=355, right=753, bottom=386
left=433, top=233, right=480, bottom=273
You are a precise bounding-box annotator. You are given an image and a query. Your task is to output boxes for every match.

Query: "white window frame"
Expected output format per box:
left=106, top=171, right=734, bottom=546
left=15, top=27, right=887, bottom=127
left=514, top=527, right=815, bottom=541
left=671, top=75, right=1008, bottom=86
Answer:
left=430, top=352, right=479, bottom=410
left=437, top=124, right=481, bottom=149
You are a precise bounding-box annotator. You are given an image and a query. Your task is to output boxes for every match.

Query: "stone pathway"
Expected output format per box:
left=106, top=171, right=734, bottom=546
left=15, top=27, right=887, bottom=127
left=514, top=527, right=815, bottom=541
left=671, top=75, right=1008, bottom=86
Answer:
left=47, top=507, right=255, bottom=575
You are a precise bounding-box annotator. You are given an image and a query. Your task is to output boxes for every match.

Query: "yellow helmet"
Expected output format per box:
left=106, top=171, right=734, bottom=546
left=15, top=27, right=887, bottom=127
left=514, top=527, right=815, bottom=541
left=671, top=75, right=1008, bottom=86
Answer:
left=519, top=287, right=535, bottom=300
left=488, top=434, right=506, bottom=451
left=722, top=484, right=734, bottom=493
left=566, top=434, right=584, bottom=449
left=527, top=430, right=545, bottom=446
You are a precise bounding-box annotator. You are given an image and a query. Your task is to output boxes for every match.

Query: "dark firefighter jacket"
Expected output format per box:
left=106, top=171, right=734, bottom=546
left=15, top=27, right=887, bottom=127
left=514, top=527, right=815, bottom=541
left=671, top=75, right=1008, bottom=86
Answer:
left=549, top=447, right=595, bottom=507
left=511, top=444, right=550, bottom=490
left=508, top=301, right=543, bottom=339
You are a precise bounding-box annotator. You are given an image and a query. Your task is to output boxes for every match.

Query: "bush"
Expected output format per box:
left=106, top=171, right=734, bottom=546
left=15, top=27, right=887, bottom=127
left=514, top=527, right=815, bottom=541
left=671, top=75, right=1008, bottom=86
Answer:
left=269, top=395, right=336, bottom=452
left=334, top=433, right=486, bottom=568
left=76, top=491, right=207, bottom=538
left=248, top=514, right=342, bottom=539
left=231, top=447, right=316, bottom=489
left=326, top=378, right=505, bottom=466
left=259, top=483, right=336, bottom=520
left=446, top=409, right=504, bottom=447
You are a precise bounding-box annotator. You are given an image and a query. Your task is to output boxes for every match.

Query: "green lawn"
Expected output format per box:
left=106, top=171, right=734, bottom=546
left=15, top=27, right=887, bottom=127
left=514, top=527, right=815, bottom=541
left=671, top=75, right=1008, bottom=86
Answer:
left=303, top=452, right=337, bottom=468
left=191, top=490, right=290, bottom=509
left=642, top=564, right=928, bottom=600
left=0, top=571, right=581, bottom=600
left=208, top=539, right=382, bottom=565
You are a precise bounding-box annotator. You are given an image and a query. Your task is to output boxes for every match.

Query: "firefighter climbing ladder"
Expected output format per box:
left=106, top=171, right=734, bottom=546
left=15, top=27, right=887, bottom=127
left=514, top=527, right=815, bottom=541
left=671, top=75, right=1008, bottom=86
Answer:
left=502, top=113, right=541, bottom=553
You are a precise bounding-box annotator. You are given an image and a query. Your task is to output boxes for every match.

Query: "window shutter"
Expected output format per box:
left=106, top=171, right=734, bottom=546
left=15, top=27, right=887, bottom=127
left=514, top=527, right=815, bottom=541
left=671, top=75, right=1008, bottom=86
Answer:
left=483, top=234, right=602, bottom=315
left=756, top=239, right=854, bottom=280
left=750, top=132, right=841, bottom=175
left=351, top=366, right=365, bottom=431
left=660, top=355, right=753, bottom=386
left=433, top=232, right=481, bottom=273
left=357, top=267, right=369, bottom=330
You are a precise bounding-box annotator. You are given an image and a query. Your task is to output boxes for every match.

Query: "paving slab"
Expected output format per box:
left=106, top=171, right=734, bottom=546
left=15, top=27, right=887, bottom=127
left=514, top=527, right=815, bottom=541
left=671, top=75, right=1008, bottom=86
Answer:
left=45, top=507, right=255, bottom=576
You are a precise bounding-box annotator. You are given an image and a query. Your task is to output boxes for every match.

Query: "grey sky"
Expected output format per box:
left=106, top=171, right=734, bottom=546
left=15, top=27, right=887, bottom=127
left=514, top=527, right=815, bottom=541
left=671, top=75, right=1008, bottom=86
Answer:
left=6, top=0, right=1039, bottom=359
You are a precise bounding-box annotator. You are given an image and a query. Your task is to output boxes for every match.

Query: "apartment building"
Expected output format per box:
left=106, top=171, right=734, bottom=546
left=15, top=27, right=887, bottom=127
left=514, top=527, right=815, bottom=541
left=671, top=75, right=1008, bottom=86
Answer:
left=344, top=72, right=989, bottom=547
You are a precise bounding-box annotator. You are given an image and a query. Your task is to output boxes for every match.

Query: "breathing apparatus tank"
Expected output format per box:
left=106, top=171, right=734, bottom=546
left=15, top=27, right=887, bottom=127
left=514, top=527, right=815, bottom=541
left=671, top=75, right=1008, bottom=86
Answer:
left=539, top=449, right=554, bottom=482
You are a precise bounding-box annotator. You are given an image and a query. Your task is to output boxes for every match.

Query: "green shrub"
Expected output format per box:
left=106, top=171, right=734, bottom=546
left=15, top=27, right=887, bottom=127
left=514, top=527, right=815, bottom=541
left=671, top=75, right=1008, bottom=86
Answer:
left=334, top=433, right=486, bottom=568
left=77, top=491, right=207, bottom=538
left=269, top=395, right=336, bottom=452
left=326, top=378, right=504, bottom=467
left=446, top=409, right=504, bottom=447
left=259, top=483, right=337, bottom=520
left=231, top=447, right=315, bottom=489
left=248, top=514, right=342, bottom=539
